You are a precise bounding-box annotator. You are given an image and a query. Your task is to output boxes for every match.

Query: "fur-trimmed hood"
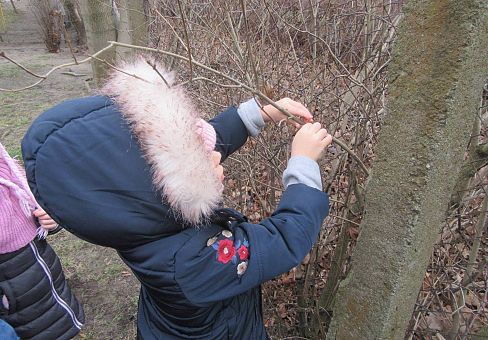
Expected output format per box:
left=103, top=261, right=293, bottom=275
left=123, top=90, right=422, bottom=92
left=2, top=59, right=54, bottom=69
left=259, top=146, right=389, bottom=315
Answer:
left=100, top=58, right=223, bottom=225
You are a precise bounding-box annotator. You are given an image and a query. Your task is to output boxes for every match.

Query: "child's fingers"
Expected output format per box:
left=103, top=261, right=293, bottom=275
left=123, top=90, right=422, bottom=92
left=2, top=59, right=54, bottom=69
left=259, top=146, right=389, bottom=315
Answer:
left=33, top=208, right=46, bottom=217
left=211, top=151, right=222, bottom=165
left=321, top=134, right=333, bottom=147
left=310, top=122, right=322, bottom=132
left=287, top=100, right=313, bottom=121
left=41, top=221, right=58, bottom=228
left=274, top=98, right=312, bottom=123
left=315, top=128, right=329, bottom=141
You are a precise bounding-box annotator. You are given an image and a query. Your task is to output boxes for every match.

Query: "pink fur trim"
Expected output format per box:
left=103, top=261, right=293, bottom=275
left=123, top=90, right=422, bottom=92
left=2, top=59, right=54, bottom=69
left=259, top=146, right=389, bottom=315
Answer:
left=100, top=58, right=222, bottom=224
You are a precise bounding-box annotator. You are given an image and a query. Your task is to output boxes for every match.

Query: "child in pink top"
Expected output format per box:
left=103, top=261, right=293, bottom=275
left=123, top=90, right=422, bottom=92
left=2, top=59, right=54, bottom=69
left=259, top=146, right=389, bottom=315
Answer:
left=0, top=142, right=84, bottom=339
left=0, top=143, right=57, bottom=253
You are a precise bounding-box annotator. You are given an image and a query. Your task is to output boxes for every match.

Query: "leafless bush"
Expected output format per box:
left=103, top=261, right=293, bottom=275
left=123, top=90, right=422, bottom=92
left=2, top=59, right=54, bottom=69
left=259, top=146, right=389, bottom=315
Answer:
left=142, top=1, right=486, bottom=338
left=29, top=0, right=65, bottom=52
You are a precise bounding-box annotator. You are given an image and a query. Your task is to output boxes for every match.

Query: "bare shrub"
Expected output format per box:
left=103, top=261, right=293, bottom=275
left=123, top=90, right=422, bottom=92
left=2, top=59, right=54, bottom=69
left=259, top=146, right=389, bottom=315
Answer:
left=130, top=0, right=488, bottom=338
left=29, top=0, right=65, bottom=52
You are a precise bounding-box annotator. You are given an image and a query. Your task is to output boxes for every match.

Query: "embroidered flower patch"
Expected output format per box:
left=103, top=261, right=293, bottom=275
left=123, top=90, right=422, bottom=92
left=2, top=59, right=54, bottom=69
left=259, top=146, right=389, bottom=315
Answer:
left=216, top=239, right=235, bottom=264
left=237, top=244, right=249, bottom=261
left=209, top=230, right=250, bottom=276
left=237, top=261, right=248, bottom=276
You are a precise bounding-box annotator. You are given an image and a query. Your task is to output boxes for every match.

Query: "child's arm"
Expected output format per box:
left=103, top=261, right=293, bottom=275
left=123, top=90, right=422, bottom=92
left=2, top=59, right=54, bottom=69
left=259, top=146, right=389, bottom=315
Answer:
left=174, top=123, right=332, bottom=305
left=209, top=98, right=313, bottom=161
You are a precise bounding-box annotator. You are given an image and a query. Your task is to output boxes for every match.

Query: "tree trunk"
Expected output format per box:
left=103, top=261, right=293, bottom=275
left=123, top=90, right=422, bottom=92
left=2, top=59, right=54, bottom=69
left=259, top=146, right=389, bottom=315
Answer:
left=326, top=1, right=488, bottom=339
left=63, top=0, right=87, bottom=46
left=79, top=0, right=116, bottom=87
left=117, top=0, right=148, bottom=58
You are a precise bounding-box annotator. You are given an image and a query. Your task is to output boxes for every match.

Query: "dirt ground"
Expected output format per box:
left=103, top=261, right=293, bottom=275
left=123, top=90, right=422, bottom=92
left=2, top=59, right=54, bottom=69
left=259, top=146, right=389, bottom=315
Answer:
left=0, top=2, right=139, bottom=339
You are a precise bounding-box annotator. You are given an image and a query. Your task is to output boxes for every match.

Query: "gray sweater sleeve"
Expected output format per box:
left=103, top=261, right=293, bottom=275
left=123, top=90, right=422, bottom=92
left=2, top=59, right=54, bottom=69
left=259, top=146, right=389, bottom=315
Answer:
left=237, top=98, right=265, bottom=137
left=282, top=156, right=323, bottom=191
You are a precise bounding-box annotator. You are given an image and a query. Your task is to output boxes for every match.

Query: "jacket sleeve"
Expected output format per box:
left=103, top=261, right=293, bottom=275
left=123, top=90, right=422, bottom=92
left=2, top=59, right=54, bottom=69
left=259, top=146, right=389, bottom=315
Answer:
left=208, top=106, right=249, bottom=162
left=174, top=183, right=329, bottom=305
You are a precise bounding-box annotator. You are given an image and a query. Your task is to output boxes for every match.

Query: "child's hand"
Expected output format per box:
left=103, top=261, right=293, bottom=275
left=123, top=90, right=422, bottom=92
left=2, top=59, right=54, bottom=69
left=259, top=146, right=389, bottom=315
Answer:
left=211, top=151, right=224, bottom=182
left=33, top=208, right=59, bottom=230
left=260, top=98, right=313, bottom=127
left=291, top=122, right=332, bottom=161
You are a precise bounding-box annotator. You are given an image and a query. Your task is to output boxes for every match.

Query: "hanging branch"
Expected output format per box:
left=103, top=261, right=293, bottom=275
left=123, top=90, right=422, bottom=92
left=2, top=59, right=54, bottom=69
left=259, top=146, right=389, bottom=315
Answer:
left=146, top=60, right=171, bottom=87
left=0, top=51, right=46, bottom=79
left=0, top=40, right=369, bottom=176
left=176, top=0, right=193, bottom=81
left=0, top=43, right=116, bottom=92
left=109, top=41, right=370, bottom=175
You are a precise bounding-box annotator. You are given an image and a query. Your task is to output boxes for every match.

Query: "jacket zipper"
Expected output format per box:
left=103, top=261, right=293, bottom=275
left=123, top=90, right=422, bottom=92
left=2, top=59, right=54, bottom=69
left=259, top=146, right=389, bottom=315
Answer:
left=29, top=241, right=83, bottom=329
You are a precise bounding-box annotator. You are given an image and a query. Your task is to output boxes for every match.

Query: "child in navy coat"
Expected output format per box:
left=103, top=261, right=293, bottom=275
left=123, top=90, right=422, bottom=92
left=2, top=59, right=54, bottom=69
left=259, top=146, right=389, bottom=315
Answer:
left=22, top=58, right=332, bottom=339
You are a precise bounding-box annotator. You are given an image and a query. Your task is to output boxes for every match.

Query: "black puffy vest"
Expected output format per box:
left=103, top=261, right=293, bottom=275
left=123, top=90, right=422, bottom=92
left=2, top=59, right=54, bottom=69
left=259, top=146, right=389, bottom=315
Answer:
left=0, top=238, right=84, bottom=339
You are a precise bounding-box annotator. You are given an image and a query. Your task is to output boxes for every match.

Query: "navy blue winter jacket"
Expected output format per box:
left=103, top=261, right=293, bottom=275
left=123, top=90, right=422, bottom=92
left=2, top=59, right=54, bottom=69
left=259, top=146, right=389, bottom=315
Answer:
left=21, top=62, right=329, bottom=339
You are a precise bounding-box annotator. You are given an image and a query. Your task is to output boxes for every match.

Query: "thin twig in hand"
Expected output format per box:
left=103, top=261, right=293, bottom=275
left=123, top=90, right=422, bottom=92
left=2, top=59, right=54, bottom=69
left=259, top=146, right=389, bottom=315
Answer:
left=1, top=38, right=370, bottom=176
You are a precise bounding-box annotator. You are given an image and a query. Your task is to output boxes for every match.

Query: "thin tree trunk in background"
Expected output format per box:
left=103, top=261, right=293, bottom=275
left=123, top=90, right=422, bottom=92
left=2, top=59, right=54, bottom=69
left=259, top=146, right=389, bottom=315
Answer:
left=79, top=0, right=116, bottom=87
left=9, top=0, right=18, bottom=13
left=326, top=0, right=488, bottom=338
left=117, top=0, right=148, bottom=58
left=63, top=0, right=87, bottom=46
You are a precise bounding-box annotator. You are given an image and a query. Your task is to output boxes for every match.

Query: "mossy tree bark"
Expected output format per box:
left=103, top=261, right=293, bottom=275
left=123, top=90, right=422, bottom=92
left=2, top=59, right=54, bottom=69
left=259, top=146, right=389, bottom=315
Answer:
left=326, top=1, right=488, bottom=339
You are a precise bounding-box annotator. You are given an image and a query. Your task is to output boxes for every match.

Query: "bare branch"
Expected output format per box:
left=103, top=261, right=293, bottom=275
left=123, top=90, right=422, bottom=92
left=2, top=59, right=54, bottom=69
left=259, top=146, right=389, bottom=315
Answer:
left=0, top=43, right=117, bottom=92
left=110, top=40, right=370, bottom=175
left=0, top=51, right=46, bottom=79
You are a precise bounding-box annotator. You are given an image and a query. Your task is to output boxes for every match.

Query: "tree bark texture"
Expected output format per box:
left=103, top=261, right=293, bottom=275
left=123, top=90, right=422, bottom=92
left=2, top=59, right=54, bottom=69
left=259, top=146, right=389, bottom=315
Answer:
left=118, top=0, right=148, bottom=45
left=326, top=1, right=488, bottom=339
left=63, top=0, right=87, bottom=46
left=79, top=0, right=116, bottom=87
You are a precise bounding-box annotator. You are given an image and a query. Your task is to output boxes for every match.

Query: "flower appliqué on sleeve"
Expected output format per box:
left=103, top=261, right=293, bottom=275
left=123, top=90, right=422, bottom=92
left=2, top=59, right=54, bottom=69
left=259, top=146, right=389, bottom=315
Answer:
left=208, top=230, right=250, bottom=277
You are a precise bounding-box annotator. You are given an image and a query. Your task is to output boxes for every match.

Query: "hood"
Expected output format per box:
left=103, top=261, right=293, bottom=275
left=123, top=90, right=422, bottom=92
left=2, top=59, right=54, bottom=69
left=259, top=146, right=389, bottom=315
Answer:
left=100, top=58, right=223, bottom=225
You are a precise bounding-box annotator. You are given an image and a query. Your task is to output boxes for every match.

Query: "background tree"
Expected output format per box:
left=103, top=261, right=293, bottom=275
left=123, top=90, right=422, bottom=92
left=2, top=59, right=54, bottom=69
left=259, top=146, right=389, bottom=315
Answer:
left=80, top=0, right=148, bottom=85
left=79, top=0, right=116, bottom=86
left=63, top=0, right=87, bottom=47
left=326, top=0, right=488, bottom=338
